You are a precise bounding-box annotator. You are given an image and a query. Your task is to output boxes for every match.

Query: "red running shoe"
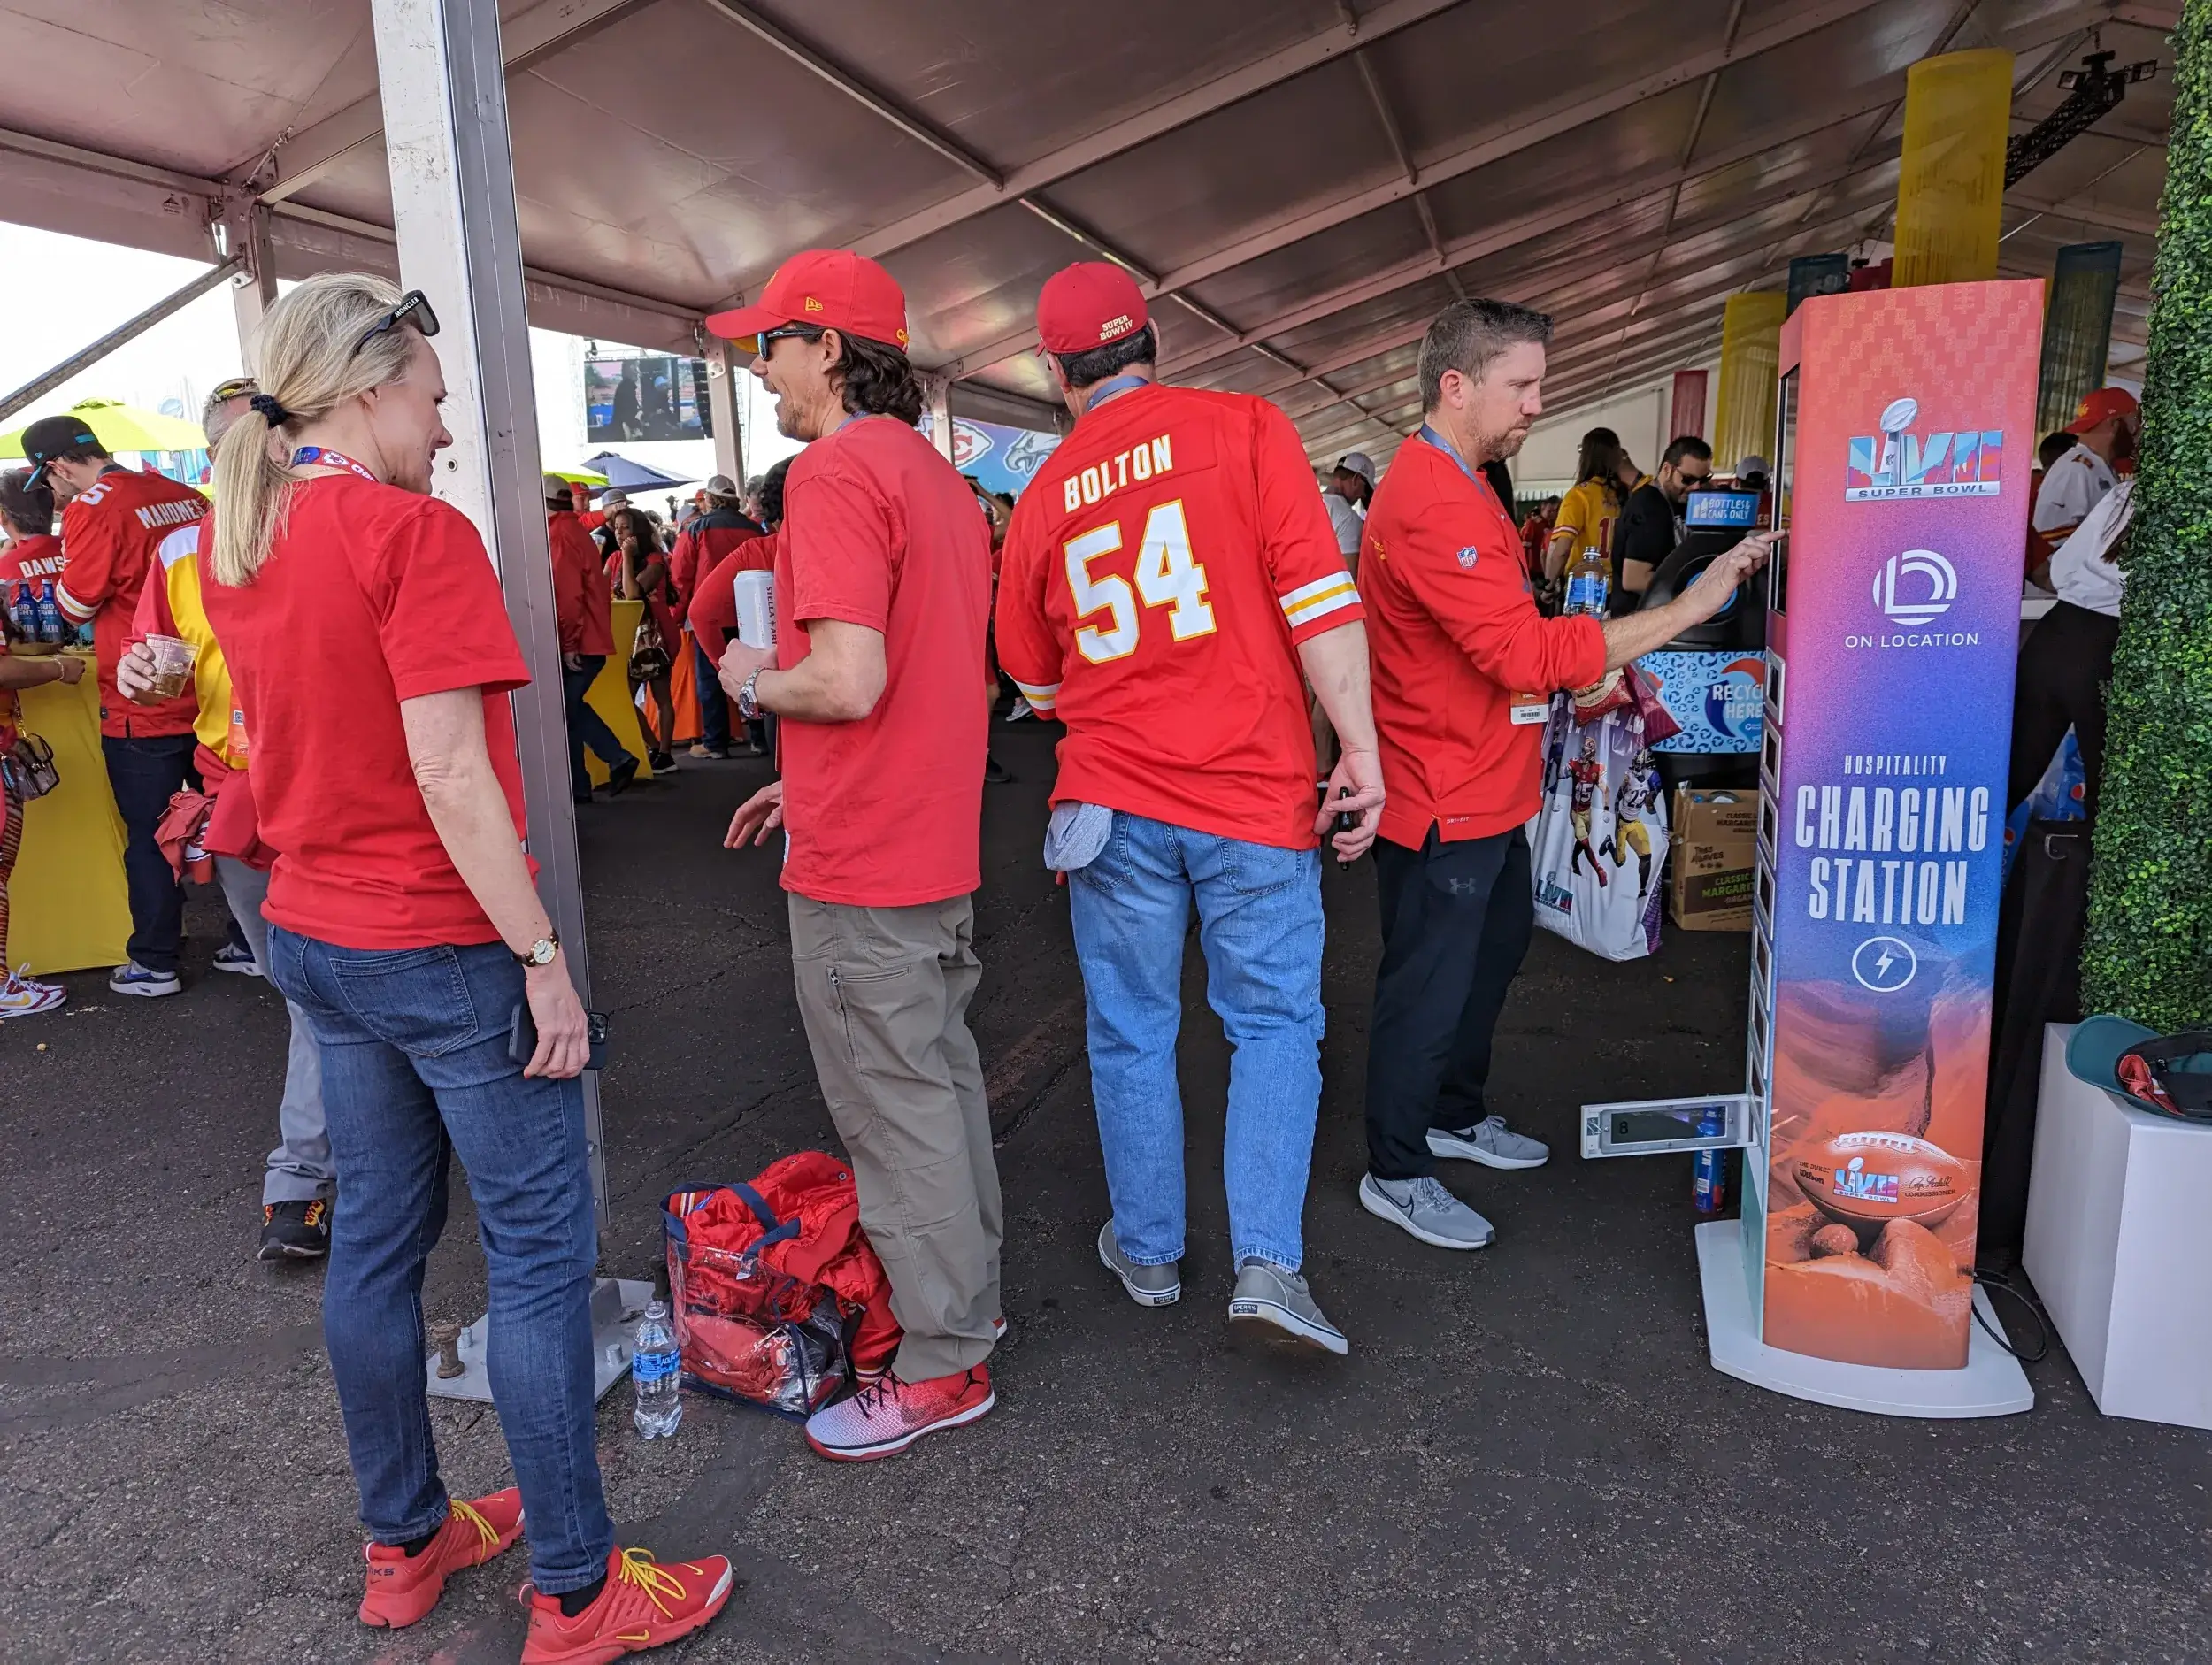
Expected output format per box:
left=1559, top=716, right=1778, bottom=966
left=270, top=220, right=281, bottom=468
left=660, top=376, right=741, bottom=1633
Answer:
left=520, top=1546, right=733, bottom=1663
left=803, top=1364, right=994, bottom=1462
left=358, top=1489, right=525, bottom=1628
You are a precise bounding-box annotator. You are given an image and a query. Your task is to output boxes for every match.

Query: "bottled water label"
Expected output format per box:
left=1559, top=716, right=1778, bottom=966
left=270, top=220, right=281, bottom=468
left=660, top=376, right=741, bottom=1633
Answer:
left=1565, top=572, right=1608, bottom=616
left=633, top=1347, right=680, bottom=1383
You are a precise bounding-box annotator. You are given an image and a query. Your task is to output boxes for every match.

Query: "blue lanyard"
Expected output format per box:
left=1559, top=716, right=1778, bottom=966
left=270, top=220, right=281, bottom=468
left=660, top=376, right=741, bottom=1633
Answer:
left=1084, top=375, right=1151, bottom=413
left=1418, top=424, right=1513, bottom=516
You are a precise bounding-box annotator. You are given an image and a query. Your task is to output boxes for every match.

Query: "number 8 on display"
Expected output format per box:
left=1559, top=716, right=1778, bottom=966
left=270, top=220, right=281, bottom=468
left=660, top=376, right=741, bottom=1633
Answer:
left=1064, top=500, right=1216, bottom=664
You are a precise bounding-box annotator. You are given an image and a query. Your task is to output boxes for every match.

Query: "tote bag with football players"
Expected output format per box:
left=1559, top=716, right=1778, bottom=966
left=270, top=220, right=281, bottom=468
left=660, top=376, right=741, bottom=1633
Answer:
left=1527, top=694, right=1669, bottom=962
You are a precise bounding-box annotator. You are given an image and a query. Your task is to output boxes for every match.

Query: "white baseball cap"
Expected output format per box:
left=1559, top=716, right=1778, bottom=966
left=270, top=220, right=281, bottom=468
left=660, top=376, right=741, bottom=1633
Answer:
left=1335, top=452, right=1377, bottom=486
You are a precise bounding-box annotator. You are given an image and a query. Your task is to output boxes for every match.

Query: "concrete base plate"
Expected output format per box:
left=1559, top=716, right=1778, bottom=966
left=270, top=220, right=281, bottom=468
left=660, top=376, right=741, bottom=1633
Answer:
left=1695, top=1218, right=2032, bottom=1418
left=424, top=1276, right=653, bottom=1403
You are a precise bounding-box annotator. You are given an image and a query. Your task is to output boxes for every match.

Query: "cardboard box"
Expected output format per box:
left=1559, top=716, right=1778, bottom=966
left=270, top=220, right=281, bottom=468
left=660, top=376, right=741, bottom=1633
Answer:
left=1670, top=787, right=1757, bottom=931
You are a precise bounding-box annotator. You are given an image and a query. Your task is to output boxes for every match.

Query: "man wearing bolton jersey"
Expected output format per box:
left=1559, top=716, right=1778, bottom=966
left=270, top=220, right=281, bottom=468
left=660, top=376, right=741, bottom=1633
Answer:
left=21, top=415, right=209, bottom=997
left=996, top=263, right=1383, bottom=1356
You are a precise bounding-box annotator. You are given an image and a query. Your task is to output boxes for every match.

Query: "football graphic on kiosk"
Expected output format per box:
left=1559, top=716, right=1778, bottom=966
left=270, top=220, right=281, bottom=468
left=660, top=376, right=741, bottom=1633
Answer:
left=1793, top=1131, right=1967, bottom=1231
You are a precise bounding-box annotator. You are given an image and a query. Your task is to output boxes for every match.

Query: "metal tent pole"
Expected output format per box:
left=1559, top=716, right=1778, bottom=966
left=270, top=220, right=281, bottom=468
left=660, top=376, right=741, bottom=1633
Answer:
left=0, top=257, right=243, bottom=425
left=703, top=334, right=744, bottom=486
left=366, top=0, right=644, bottom=1402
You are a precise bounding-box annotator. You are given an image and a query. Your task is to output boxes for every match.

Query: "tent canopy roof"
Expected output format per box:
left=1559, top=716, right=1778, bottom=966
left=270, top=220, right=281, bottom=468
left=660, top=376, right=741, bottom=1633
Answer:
left=0, top=0, right=2175, bottom=465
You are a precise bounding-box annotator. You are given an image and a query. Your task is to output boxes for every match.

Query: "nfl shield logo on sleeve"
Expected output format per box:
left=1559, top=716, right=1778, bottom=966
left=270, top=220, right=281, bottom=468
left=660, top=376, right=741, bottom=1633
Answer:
left=1456, top=546, right=1479, bottom=569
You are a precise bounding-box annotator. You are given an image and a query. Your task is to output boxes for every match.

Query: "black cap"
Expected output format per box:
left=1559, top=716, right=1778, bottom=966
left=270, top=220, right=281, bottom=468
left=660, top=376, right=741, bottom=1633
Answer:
left=19, top=414, right=104, bottom=487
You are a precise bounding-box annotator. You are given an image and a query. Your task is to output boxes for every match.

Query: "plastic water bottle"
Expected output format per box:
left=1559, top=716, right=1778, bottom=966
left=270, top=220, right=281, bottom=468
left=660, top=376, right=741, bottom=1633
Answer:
left=1564, top=543, right=1609, bottom=618
left=36, top=580, right=64, bottom=645
left=631, top=1294, right=682, bottom=1439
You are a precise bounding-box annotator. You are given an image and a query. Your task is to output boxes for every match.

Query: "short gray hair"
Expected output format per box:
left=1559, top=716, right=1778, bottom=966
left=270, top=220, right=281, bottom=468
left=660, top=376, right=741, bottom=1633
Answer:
left=1417, top=299, right=1554, bottom=413
left=202, top=379, right=257, bottom=449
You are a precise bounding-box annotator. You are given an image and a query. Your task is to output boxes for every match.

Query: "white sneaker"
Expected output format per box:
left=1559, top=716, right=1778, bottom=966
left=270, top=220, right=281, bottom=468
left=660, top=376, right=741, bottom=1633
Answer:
left=0, top=966, right=65, bottom=1019
left=1359, top=1173, right=1496, bottom=1251
left=108, top=961, right=181, bottom=998
left=1427, top=1115, right=1549, bottom=1170
left=1003, top=700, right=1034, bottom=723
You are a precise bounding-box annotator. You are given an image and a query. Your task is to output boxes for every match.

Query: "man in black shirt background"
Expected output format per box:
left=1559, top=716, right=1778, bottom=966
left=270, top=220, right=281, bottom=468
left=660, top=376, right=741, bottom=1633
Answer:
left=1610, top=435, right=1712, bottom=613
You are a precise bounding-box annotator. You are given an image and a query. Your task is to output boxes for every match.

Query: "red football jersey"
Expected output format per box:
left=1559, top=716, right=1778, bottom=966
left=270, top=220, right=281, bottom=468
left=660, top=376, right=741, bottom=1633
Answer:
left=55, top=466, right=206, bottom=740
left=995, top=382, right=1363, bottom=849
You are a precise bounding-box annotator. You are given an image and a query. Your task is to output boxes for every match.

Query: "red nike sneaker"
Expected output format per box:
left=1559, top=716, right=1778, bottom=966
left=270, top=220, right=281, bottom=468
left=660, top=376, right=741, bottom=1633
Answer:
left=519, top=1546, right=734, bottom=1663
left=803, top=1364, right=994, bottom=1462
left=358, top=1488, right=526, bottom=1628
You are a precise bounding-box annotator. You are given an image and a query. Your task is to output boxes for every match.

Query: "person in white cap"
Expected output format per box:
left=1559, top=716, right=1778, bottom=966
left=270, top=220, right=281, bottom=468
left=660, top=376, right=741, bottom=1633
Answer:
left=1322, top=452, right=1376, bottom=562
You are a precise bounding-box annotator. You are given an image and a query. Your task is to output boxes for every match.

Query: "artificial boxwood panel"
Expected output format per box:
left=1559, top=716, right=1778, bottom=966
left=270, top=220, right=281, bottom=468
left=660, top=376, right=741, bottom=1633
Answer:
left=2082, top=0, right=2212, bottom=1029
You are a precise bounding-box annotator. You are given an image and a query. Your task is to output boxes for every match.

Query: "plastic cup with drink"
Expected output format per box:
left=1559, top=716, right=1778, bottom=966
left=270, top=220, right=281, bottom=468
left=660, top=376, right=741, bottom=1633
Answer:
left=143, top=633, right=198, bottom=700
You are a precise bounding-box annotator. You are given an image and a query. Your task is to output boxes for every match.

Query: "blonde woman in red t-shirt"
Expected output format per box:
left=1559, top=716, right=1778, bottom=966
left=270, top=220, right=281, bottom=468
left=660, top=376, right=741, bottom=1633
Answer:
left=200, top=273, right=730, bottom=1661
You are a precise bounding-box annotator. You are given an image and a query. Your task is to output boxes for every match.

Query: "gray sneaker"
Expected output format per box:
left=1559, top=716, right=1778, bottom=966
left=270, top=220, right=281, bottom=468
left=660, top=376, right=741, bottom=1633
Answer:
left=1097, top=1222, right=1180, bottom=1307
left=1359, top=1173, right=1497, bottom=1250
left=1427, top=1114, right=1549, bottom=1170
left=1227, top=1259, right=1348, bottom=1355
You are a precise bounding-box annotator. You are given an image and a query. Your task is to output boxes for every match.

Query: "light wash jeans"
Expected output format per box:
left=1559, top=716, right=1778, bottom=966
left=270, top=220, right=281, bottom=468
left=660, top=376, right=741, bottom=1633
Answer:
left=1066, top=811, right=1326, bottom=1272
left=264, top=928, right=613, bottom=1595
left=213, top=857, right=333, bottom=1205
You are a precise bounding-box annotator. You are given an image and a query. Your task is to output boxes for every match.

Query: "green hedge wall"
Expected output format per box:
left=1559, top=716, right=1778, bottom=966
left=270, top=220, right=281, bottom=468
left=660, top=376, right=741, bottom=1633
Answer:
left=2081, top=0, right=2212, bottom=1029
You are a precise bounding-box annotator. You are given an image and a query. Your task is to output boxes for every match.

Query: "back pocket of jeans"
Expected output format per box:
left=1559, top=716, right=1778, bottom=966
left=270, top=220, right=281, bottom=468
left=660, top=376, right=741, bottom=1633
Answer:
left=1224, top=838, right=1310, bottom=896
left=331, top=946, right=481, bottom=1058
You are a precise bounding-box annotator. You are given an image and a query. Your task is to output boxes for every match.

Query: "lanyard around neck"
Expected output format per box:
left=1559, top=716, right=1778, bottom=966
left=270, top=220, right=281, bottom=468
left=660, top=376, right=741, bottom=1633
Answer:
left=1084, top=375, right=1151, bottom=413
left=289, top=446, right=379, bottom=485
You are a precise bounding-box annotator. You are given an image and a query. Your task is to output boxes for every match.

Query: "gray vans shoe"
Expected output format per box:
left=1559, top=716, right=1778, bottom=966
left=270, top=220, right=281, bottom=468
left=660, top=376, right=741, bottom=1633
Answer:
left=1097, top=1222, right=1180, bottom=1307
left=1427, top=1115, right=1549, bottom=1170
left=1227, top=1259, right=1348, bottom=1355
left=1359, top=1173, right=1497, bottom=1250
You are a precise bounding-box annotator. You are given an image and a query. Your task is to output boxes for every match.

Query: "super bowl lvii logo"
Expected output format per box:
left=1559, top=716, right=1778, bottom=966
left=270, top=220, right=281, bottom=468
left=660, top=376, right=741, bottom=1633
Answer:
left=1846, top=396, right=2002, bottom=502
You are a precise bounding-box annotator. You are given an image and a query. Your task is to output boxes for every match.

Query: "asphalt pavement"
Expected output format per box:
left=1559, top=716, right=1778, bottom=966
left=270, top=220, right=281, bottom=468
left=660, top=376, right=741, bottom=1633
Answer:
left=3, top=719, right=2207, bottom=1664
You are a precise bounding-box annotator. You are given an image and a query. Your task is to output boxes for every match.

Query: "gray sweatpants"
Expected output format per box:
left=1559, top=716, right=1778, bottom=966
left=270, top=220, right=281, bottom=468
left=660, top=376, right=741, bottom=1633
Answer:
left=788, top=891, right=1001, bottom=1381
left=213, top=857, right=334, bottom=1206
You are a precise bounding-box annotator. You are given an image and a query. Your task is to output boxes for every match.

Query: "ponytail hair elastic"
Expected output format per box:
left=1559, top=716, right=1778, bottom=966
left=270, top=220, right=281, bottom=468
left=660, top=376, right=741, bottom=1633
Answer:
left=249, top=392, right=294, bottom=428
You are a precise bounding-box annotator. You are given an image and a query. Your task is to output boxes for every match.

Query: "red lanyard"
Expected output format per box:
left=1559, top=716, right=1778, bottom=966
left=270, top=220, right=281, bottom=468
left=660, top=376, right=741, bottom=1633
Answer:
left=289, top=446, right=379, bottom=485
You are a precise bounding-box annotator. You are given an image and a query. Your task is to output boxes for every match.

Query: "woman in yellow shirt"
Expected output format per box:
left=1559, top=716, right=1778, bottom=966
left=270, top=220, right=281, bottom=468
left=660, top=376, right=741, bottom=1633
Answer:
left=1545, top=427, right=1632, bottom=584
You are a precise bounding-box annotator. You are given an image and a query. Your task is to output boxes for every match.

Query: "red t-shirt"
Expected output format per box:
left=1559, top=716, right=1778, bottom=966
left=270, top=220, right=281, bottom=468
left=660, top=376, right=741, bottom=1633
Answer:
left=549, top=512, right=614, bottom=656
left=1363, top=433, right=1606, bottom=848
left=0, top=533, right=66, bottom=587
left=775, top=418, right=991, bottom=906
left=199, top=475, right=534, bottom=949
left=54, top=467, right=205, bottom=739
left=688, top=531, right=778, bottom=663
left=671, top=514, right=763, bottom=610
left=995, top=383, right=1363, bottom=849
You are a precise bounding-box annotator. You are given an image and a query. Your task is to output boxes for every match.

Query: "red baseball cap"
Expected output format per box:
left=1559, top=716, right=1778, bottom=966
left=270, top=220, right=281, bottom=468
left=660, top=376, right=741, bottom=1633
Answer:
left=707, top=249, right=910, bottom=350
left=2067, top=386, right=2139, bottom=434
left=1035, top=262, right=1150, bottom=357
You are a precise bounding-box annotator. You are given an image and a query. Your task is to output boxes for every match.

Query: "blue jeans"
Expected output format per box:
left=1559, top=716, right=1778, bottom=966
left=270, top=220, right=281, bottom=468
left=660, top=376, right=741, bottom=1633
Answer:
left=690, top=638, right=731, bottom=752
left=1066, top=812, right=1325, bottom=1271
left=264, top=928, right=612, bottom=1595
left=562, top=655, right=636, bottom=799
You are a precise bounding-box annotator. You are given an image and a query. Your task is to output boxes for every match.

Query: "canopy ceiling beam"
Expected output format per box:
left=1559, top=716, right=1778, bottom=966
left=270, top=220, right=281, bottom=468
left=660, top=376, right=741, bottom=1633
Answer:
left=0, top=125, right=218, bottom=202
left=846, top=0, right=1469, bottom=261
left=0, top=255, right=244, bottom=425
left=239, top=0, right=657, bottom=204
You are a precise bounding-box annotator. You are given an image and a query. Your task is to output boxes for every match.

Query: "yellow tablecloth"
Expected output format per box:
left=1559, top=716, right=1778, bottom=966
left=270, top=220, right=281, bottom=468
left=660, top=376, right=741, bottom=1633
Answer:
left=10, top=654, right=131, bottom=974
left=584, top=597, right=656, bottom=786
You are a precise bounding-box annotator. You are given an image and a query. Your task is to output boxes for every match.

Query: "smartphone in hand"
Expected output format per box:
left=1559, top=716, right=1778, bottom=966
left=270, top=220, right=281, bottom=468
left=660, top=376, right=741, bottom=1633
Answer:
left=508, top=1002, right=611, bottom=1071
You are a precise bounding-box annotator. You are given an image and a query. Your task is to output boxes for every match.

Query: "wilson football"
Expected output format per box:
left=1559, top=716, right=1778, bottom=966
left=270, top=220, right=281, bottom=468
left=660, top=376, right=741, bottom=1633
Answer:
left=1793, top=1131, right=1967, bottom=1231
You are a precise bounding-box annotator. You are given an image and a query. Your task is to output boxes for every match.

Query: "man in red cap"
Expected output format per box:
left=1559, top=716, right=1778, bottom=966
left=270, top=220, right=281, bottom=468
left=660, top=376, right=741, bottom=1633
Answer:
left=709, top=250, right=1002, bottom=1462
left=2032, top=386, right=2139, bottom=550
left=995, top=261, right=1383, bottom=1357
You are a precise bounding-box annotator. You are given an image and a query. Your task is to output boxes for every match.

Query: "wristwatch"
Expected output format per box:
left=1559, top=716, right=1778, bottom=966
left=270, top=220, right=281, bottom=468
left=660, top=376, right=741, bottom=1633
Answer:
left=516, top=933, right=559, bottom=968
left=737, top=668, right=764, bottom=722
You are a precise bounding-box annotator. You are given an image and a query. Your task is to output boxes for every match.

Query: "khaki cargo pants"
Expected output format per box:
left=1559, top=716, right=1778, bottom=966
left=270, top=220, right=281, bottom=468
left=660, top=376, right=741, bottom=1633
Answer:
left=788, top=892, right=1002, bottom=1381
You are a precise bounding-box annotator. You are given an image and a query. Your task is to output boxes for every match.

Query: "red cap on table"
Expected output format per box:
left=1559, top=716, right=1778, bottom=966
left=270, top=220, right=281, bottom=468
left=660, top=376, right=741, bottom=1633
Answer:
left=707, top=249, right=910, bottom=350
left=1035, top=262, right=1149, bottom=357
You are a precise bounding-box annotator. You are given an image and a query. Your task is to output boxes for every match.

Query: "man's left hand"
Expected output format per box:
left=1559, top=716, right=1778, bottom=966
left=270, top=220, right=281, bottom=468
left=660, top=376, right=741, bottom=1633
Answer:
left=1317, top=746, right=1386, bottom=863
left=719, top=639, right=774, bottom=702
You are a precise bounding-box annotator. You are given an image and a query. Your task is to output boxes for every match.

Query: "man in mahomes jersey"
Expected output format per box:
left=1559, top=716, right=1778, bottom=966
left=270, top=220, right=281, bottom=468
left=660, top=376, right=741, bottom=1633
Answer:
left=997, top=263, right=1381, bottom=1357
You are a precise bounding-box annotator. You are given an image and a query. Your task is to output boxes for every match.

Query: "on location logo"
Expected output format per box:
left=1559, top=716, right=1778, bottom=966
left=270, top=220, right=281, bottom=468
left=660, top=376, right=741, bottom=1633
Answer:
left=1872, top=549, right=1958, bottom=625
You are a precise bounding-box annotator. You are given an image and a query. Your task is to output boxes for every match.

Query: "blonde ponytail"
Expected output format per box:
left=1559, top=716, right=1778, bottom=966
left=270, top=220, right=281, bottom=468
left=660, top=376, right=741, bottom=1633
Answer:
left=211, top=273, right=419, bottom=587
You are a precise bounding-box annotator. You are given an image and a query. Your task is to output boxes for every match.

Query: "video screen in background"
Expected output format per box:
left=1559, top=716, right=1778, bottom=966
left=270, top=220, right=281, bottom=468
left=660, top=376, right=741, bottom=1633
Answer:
left=585, top=356, right=713, bottom=442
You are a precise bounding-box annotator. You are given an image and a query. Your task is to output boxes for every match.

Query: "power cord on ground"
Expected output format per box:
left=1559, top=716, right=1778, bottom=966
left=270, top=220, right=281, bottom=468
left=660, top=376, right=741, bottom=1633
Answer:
left=1970, top=1267, right=2053, bottom=1362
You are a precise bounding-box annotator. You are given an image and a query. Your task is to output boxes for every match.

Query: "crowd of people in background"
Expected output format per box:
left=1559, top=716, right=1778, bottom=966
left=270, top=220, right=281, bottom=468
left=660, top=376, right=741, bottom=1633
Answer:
left=0, top=224, right=2144, bottom=1664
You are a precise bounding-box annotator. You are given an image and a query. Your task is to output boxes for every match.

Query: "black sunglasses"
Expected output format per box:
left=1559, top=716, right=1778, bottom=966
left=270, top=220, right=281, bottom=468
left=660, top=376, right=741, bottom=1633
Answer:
left=356, top=290, right=441, bottom=356
left=756, top=322, right=825, bottom=356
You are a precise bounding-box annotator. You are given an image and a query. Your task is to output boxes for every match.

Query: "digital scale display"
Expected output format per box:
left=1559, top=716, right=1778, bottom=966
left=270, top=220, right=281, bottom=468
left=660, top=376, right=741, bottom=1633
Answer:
left=1579, top=1095, right=1753, bottom=1159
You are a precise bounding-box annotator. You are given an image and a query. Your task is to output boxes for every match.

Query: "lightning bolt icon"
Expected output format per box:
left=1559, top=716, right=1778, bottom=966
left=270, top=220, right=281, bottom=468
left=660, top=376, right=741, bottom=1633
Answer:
left=1875, top=948, right=1897, bottom=978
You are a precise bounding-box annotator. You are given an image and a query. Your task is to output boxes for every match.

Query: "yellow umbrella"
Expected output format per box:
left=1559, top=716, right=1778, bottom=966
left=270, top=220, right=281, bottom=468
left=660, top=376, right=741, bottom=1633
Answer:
left=0, top=397, right=208, bottom=458
left=550, top=468, right=610, bottom=487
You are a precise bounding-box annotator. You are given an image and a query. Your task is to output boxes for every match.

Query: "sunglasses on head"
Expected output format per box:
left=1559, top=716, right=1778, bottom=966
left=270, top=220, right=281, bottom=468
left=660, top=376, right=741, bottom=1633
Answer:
left=356, top=290, right=441, bottom=357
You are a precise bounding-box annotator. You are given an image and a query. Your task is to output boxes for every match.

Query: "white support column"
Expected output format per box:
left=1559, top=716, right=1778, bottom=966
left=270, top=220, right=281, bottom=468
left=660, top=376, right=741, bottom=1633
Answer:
left=704, top=333, right=743, bottom=483
left=926, top=373, right=955, bottom=463
left=371, top=0, right=644, bottom=1403
left=217, top=199, right=279, bottom=365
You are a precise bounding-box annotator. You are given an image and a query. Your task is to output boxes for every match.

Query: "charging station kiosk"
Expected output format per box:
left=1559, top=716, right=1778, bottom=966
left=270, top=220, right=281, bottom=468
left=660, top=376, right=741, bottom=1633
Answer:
left=1589, top=281, right=2047, bottom=1416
